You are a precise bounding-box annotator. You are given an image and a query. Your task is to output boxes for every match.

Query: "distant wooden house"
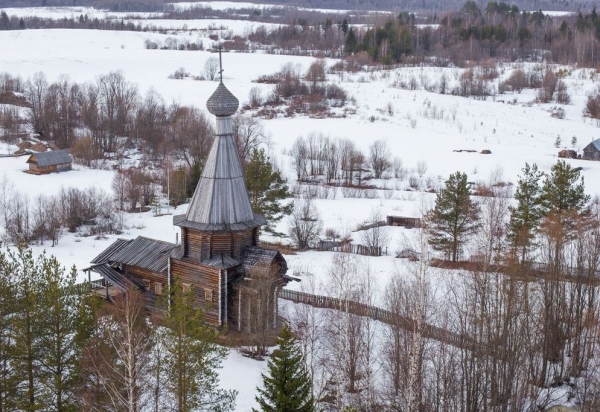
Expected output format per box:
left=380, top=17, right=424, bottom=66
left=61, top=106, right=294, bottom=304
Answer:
left=558, top=149, right=577, bottom=159
left=583, top=139, right=600, bottom=160
left=386, top=215, right=421, bottom=228
left=26, top=150, right=72, bottom=174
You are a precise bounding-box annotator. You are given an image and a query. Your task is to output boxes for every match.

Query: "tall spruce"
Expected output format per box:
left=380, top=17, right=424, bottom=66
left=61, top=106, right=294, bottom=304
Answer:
left=507, top=163, right=544, bottom=261
left=424, top=171, right=480, bottom=262
left=254, top=325, right=314, bottom=412
left=159, top=280, right=236, bottom=412
left=245, top=148, right=293, bottom=236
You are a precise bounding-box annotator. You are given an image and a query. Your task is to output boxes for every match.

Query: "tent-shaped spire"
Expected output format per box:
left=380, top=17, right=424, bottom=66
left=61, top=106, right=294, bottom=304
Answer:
left=176, top=80, right=259, bottom=229
left=185, top=129, right=254, bottom=225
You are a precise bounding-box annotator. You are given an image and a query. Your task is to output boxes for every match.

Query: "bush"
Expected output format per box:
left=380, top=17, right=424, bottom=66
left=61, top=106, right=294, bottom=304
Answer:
left=168, top=67, right=189, bottom=80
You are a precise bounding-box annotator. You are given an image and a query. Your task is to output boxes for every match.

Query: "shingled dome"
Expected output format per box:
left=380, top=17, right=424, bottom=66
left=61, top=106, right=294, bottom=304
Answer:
left=206, top=82, right=239, bottom=117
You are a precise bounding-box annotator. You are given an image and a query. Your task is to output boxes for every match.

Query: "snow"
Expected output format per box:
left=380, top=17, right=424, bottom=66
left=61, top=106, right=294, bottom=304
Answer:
left=126, top=18, right=282, bottom=33
left=0, top=6, right=161, bottom=19
left=170, top=1, right=357, bottom=14
left=220, top=349, right=269, bottom=409
left=1, top=27, right=599, bottom=410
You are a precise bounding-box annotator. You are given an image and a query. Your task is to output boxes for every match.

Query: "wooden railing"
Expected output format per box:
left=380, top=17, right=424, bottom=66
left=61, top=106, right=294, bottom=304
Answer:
left=278, top=289, right=474, bottom=352
left=314, top=243, right=383, bottom=256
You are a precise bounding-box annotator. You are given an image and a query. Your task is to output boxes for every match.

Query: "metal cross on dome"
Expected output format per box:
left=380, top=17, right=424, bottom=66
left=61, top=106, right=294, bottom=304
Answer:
left=217, top=45, right=224, bottom=83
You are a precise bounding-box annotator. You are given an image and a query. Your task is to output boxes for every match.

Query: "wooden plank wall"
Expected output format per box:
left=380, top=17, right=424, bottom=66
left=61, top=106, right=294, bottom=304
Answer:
left=171, top=258, right=223, bottom=325
left=124, top=265, right=166, bottom=312
left=183, top=228, right=256, bottom=260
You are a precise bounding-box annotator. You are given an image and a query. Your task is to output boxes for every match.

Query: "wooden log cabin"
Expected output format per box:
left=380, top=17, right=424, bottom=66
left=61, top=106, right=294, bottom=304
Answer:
left=87, top=79, right=293, bottom=333
left=386, top=215, right=421, bottom=228
left=26, top=149, right=72, bottom=174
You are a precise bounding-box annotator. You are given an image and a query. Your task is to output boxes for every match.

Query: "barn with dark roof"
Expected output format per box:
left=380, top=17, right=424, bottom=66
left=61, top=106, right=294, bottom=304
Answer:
left=26, top=149, right=72, bottom=174
left=87, top=77, right=292, bottom=334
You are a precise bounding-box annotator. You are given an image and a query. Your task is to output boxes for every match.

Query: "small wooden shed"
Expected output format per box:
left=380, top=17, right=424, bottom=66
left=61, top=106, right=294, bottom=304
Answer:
left=386, top=215, right=421, bottom=228
left=583, top=138, right=600, bottom=161
left=26, top=150, right=72, bottom=174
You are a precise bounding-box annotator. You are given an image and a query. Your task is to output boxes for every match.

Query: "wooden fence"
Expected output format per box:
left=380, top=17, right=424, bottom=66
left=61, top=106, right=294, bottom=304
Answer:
left=278, top=289, right=477, bottom=353
left=314, top=243, right=383, bottom=256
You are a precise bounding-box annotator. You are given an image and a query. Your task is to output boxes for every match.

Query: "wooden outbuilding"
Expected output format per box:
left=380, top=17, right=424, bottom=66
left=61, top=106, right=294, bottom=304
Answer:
left=386, top=215, right=421, bottom=228
left=88, top=80, right=293, bottom=334
left=583, top=139, right=600, bottom=160
left=558, top=149, right=577, bottom=159
left=26, top=150, right=72, bottom=174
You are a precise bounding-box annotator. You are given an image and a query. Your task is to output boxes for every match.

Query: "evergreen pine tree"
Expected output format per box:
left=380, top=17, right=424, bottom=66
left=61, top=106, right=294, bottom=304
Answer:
left=539, top=160, right=590, bottom=264
left=507, top=163, right=544, bottom=261
left=245, top=148, right=292, bottom=236
left=11, top=246, right=44, bottom=411
left=159, top=280, right=236, bottom=412
left=254, top=325, right=314, bottom=412
left=37, top=257, right=91, bottom=410
left=0, top=247, right=18, bottom=411
left=345, top=28, right=357, bottom=54
left=424, top=171, right=480, bottom=262
left=541, top=160, right=589, bottom=216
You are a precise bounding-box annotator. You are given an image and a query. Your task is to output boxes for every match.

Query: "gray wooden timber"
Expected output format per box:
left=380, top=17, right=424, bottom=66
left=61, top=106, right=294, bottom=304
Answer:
left=89, top=263, right=143, bottom=292
left=173, top=214, right=265, bottom=231
left=90, top=238, right=132, bottom=264
left=202, top=254, right=240, bottom=269
left=206, top=82, right=239, bottom=117
left=108, top=236, right=178, bottom=273
left=184, top=131, right=254, bottom=225
left=242, top=247, right=287, bottom=274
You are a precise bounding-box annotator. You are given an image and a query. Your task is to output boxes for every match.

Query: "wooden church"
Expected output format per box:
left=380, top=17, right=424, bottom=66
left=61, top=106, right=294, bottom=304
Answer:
left=87, top=76, right=292, bottom=333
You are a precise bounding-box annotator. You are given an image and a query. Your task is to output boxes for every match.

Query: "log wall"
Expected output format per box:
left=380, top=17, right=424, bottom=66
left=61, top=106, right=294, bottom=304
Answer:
left=123, top=265, right=166, bottom=314
left=171, top=257, right=231, bottom=326
left=181, top=228, right=257, bottom=261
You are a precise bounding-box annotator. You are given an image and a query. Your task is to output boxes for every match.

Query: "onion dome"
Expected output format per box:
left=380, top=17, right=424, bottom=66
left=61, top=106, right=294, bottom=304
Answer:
left=206, top=82, right=239, bottom=117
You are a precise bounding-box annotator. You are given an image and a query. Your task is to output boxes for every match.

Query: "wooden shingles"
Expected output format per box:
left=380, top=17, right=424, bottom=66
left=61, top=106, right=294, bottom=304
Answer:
left=109, top=236, right=178, bottom=273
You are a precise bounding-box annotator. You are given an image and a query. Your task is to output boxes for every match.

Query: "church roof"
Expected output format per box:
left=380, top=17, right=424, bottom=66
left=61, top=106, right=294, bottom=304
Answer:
left=206, top=82, right=239, bottom=117
left=91, top=236, right=178, bottom=273
left=173, top=213, right=265, bottom=231
left=177, top=79, right=260, bottom=229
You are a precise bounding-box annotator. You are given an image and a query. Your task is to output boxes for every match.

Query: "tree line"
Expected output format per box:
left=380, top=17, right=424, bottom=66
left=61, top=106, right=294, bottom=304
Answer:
left=341, top=2, right=600, bottom=67
left=0, top=177, right=118, bottom=246
left=0, top=246, right=236, bottom=411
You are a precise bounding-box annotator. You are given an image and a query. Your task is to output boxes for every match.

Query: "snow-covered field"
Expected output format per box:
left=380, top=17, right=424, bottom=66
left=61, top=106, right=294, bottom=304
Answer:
left=0, top=6, right=161, bottom=19
left=1, top=25, right=600, bottom=410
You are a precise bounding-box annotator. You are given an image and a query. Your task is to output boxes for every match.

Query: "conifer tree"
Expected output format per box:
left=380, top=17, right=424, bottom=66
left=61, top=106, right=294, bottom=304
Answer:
left=507, top=163, right=544, bottom=261
left=245, top=148, right=292, bottom=236
left=0, top=247, right=18, bottom=411
left=424, top=171, right=480, bottom=262
left=541, top=160, right=589, bottom=217
left=159, top=280, right=236, bottom=412
left=254, top=325, right=314, bottom=412
left=37, top=257, right=91, bottom=410
left=539, top=160, right=590, bottom=265
left=11, top=247, right=44, bottom=411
